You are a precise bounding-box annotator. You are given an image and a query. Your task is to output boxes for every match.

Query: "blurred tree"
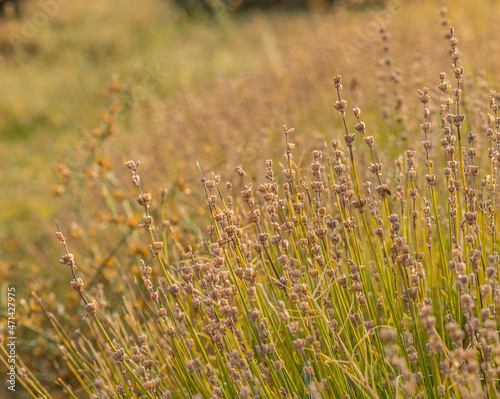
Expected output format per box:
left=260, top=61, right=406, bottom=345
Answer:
left=0, top=0, right=22, bottom=18
left=171, top=0, right=334, bottom=14
left=170, top=0, right=385, bottom=15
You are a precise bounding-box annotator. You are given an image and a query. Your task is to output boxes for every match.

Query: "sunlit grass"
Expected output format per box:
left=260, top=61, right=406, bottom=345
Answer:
left=2, top=0, right=500, bottom=397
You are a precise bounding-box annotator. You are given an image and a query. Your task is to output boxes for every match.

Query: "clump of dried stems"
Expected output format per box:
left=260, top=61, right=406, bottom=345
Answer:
left=3, top=22, right=500, bottom=399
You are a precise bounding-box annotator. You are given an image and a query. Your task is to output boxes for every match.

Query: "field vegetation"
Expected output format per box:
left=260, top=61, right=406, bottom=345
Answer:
left=2, top=0, right=500, bottom=397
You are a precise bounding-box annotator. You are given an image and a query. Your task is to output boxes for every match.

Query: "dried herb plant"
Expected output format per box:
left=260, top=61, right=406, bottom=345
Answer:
left=3, top=18, right=500, bottom=399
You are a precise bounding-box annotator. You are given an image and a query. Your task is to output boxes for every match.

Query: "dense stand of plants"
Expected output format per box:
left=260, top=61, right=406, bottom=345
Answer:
left=2, top=23, right=500, bottom=399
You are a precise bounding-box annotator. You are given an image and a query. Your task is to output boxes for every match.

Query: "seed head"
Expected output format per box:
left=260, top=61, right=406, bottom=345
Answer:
left=83, top=303, right=97, bottom=319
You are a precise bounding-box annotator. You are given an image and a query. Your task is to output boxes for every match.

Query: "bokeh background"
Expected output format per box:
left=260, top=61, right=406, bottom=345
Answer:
left=1, top=0, right=499, bottom=396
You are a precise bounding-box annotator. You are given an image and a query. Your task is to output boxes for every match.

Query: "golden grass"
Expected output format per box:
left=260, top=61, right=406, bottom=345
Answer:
left=2, top=0, right=500, bottom=397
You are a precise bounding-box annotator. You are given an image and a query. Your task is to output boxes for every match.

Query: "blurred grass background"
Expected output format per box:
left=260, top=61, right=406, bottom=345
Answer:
left=1, top=0, right=500, bottom=395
